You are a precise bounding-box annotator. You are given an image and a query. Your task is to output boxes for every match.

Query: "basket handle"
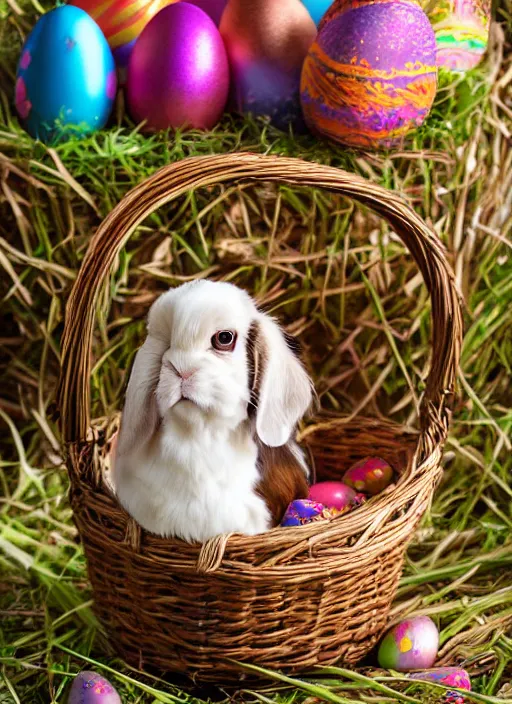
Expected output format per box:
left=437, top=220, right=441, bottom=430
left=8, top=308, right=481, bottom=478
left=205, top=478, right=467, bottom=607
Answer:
left=57, top=153, right=463, bottom=465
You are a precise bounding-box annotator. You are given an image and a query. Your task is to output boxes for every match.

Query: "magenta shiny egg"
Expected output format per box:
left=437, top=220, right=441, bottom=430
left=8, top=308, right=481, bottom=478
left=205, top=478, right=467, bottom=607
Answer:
left=126, top=2, right=229, bottom=131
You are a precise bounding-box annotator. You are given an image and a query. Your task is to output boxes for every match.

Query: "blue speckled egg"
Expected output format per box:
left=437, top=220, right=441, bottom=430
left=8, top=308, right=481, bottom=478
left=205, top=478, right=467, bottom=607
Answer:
left=15, top=6, right=116, bottom=144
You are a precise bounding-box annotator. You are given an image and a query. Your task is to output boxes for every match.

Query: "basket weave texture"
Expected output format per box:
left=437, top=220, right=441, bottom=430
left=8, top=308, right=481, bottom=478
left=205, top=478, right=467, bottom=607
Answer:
left=57, top=153, right=463, bottom=686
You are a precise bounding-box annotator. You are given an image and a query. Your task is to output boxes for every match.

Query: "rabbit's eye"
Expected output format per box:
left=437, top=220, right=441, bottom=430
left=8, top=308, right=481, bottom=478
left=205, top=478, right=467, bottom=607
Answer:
left=212, top=330, right=237, bottom=352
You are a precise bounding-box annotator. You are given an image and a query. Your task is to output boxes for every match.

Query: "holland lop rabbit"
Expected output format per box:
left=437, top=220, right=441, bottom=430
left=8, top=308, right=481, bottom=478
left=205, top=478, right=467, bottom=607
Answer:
left=112, top=280, right=314, bottom=542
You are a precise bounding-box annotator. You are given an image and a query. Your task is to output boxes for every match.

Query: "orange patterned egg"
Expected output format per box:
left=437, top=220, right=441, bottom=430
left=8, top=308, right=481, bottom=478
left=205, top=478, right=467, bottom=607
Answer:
left=300, top=0, right=438, bottom=149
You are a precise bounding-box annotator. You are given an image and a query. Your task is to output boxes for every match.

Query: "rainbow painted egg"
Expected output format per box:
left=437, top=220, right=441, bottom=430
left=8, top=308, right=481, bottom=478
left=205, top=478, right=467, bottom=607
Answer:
left=308, top=481, right=356, bottom=511
left=378, top=616, right=439, bottom=671
left=68, top=0, right=178, bottom=72
left=301, top=0, right=438, bottom=149
left=429, top=0, right=490, bottom=72
left=67, top=670, right=121, bottom=703
left=15, top=6, right=116, bottom=144
left=342, top=456, right=394, bottom=495
left=126, top=2, right=229, bottom=131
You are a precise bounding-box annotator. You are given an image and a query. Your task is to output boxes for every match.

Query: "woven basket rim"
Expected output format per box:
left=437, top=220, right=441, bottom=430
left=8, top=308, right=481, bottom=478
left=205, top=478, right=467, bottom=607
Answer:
left=56, top=152, right=463, bottom=558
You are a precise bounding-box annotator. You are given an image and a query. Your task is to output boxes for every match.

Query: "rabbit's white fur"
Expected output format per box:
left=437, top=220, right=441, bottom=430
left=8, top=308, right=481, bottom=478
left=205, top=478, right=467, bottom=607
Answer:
left=112, top=280, right=312, bottom=542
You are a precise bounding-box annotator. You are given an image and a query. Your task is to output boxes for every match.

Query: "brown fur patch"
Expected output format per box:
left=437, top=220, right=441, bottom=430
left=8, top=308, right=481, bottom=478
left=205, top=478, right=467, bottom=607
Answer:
left=247, top=319, right=310, bottom=525
left=255, top=442, right=309, bottom=526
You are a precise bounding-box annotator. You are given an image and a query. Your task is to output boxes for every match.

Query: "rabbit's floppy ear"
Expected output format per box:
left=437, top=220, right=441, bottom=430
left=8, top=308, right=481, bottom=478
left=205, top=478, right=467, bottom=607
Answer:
left=116, top=289, right=176, bottom=457
left=116, top=334, right=167, bottom=458
left=251, top=313, right=313, bottom=448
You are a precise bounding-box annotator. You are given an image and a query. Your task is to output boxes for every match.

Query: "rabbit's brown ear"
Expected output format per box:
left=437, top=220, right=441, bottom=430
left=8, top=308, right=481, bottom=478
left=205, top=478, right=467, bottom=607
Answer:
left=116, top=336, right=167, bottom=458
left=251, top=313, right=313, bottom=447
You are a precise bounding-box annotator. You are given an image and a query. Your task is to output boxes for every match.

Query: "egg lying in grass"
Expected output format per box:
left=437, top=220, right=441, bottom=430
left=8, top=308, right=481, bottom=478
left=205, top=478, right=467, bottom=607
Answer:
left=126, top=2, right=229, bottom=131
left=67, top=671, right=121, bottom=703
left=15, top=6, right=116, bottom=144
left=410, top=667, right=471, bottom=704
left=378, top=616, right=439, bottom=671
left=342, top=456, right=394, bottom=495
left=301, top=0, right=438, bottom=149
left=429, top=0, right=490, bottom=72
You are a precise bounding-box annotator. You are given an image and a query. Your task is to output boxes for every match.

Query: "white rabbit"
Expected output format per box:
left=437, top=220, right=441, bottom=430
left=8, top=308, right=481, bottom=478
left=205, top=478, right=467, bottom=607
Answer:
left=112, top=280, right=313, bottom=543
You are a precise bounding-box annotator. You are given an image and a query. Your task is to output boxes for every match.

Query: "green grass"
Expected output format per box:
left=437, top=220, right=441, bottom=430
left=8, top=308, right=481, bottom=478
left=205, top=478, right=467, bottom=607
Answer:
left=1, top=0, right=511, bottom=702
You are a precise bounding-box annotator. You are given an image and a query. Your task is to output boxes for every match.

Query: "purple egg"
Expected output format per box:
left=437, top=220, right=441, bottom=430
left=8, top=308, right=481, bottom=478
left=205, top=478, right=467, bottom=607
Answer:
left=126, top=2, right=229, bottom=131
left=67, top=671, right=121, bottom=704
left=308, top=481, right=356, bottom=510
left=301, top=0, right=437, bottom=149
left=281, top=498, right=326, bottom=527
left=185, top=0, right=228, bottom=25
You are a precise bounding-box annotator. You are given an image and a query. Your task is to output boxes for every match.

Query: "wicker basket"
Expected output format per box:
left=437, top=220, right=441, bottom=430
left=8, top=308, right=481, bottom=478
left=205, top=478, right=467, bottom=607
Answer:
left=57, top=153, right=463, bottom=686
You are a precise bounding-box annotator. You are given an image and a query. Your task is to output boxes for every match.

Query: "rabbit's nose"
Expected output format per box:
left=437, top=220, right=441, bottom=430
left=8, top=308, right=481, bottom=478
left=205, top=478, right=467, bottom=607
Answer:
left=179, top=369, right=196, bottom=381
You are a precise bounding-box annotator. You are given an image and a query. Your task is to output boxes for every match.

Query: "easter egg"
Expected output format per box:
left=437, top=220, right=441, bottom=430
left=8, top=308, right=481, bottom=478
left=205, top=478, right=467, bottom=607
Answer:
left=308, top=481, right=356, bottom=511
left=410, top=668, right=470, bottom=704
left=15, top=6, right=116, bottom=144
left=409, top=666, right=470, bottom=688
left=68, top=0, right=178, bottom=72
left=301, top=0, right=438, bottom=149
left=126, top=3, right=229, bottom=131
left=301, top=0, right=333, bottom=25
left=429, top=0, right=490, bottom=72
left=219, top=0, right=316, bottom=130
left=281, top=499, right=339, bottom=526
left=67, top=670, right=121, bottom=703
left=378, top=616, right=439, bottom=671
left=186, top=0, right=228, bottom=25
left=342, top=456, right=394, bottom=495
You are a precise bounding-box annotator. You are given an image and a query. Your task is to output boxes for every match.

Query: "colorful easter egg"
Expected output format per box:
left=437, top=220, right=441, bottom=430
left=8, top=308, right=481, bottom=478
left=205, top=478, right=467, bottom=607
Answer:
left=186, top=0, right=228, bottom=25
left=342, top=456, right=394, bottom=495
left=220, top=0, right=316, bottom=130
left=301, top=0, right=438, bottom=149
left=410, top=667, right=470, bottom=704
left=378, top=616, right=439, bottom=671
left=68, top=0, right=177, bottom=72
left=308, top=481, right=357, bottom=511
left=409, top=667, right=471, bottom=693
left=15, top=6, right=116, bottom=144
left=429, top=0, right=490, bottom=72
left=126, top=3, right=229, bottom=131
left=67, top=670, right=121, bottom=703
left=301, top=0, right=333, bottom=25
left=281, top=499, right=338, bottom=526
